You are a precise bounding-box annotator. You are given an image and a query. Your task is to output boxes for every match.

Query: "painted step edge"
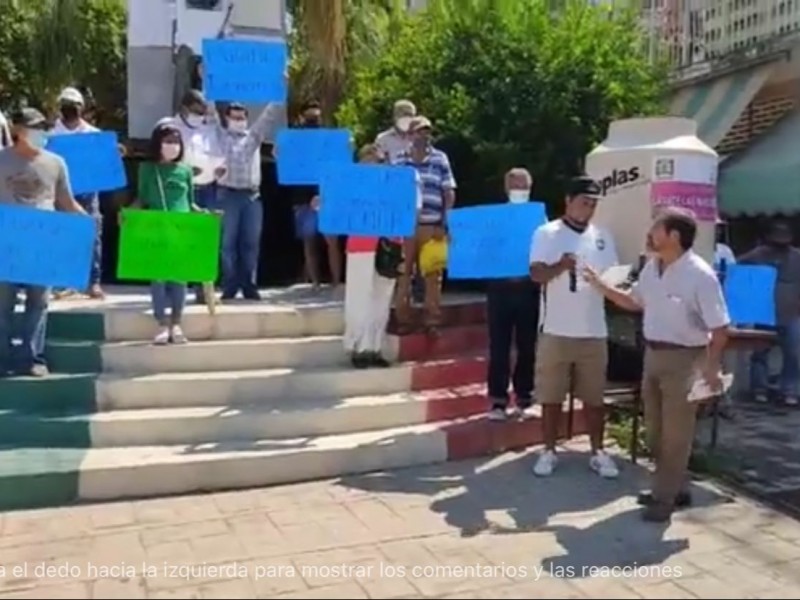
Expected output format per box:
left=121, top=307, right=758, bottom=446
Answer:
left=46, top=325, right=489, bottom=375
left=0, top=404, right=588, bottom=510
left=47, top=300, right=486, bottom=342
left=0, top=385, right=489, bottom=448
left=96, top=356, right=488, bottom=411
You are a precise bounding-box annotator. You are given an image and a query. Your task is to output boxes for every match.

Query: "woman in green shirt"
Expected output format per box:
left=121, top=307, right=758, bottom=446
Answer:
left=135, top=123, right=203, bottom=344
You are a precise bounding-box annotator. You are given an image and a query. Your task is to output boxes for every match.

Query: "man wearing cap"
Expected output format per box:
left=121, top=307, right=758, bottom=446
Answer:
left=0, top=108, right=87, bottom=377
left=529, top=176, right=619, bottom=479
left=51, top=87, right=105, bottom=298
left=585, top=209, right=730, bottom=521
left=375, top=100, right=416, bottom=164
left=393, top=116, right=456, bottom=332
left=168, top=89, right=225, bottom=304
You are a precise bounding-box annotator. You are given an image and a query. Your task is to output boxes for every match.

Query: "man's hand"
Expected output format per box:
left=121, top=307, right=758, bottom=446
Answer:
left=310, top=195, right=320, bottom=210
left=432, top=225, right=447, bottom=241
left=558, top=253, right=577, bottom=271
left=118, top=144, right=127, bottom=157
left=702, top=361, right=724, bottom=393
left=582, top=265, right=602, bottom=288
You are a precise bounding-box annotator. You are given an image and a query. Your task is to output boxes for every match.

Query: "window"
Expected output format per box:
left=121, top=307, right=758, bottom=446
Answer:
left=186, top=0, right=223, bottom=9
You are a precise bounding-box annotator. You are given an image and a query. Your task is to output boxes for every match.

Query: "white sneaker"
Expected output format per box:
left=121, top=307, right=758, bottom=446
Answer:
left=513, top=405, right=536, bottom=421
left=533, top=450, right=558, bottom=477
left=170, top=325, right=188, bottom=345
left=786, top=396, right=799, bottom=407
left=153, top=327, right=170, bottom=345
left=488, top=407, right=507, bottom=422
left=590, top=451, right=619, bottom=479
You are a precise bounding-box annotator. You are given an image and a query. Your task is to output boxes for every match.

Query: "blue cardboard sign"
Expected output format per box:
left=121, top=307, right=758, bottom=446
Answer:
left=447, top=202, right=548, bottom=279
left=0, top=203, right=94, bottom=288
left=202, top=39, right=287, bottom=102
left=46, top=132, right=127, bottom=196
left=318, top=164, right=417, bottom=237
left=723, top=264, right=777, bottom=327
left=276, top=128, right=353, bottom=185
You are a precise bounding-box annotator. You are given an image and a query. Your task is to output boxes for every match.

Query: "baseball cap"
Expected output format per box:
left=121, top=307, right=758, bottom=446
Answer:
left=10, top=107, right=47, bottom=129
left=58, top=87, right=84, bottom=106
left=567, top=176, right=602, bottom=199
left=393, top=99, right=416, bottom=116
left=410, top=116, right=432, bottom=132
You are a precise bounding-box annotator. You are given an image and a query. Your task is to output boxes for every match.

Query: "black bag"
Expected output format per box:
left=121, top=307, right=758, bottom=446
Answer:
left=374, top=237, right=404, bottom=279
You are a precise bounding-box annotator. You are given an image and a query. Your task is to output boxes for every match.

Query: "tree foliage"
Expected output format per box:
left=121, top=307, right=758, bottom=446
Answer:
left=338, top=0, right=668, bottom=209
left=0, top=0, right=126, bottom=129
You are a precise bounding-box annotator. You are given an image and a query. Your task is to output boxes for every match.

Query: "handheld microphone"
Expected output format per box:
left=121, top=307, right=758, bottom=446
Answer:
left=569, top=267, right=577, bottom=292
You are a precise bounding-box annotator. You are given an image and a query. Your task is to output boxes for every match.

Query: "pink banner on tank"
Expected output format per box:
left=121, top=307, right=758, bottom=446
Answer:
left=650, top=181, right=717, bottom=222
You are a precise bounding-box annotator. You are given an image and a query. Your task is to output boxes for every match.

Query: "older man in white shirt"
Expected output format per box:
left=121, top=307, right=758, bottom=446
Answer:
left=375, top=99, right=416, bottom=164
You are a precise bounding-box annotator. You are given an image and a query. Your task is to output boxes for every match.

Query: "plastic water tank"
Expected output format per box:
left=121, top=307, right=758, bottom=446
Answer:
left=585, top=117, right=718, bottom=267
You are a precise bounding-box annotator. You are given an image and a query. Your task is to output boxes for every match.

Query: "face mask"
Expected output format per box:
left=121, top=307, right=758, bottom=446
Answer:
left=27, top=130, right=48, bottom=149
left=508, top=190, right=530, bottom=204
left=186, top=114, right=205, bottom=128
left=303, top=117, right=321, bottom=128
left=395, top=116, right=412, bottom=133
left=228, top=120, right=247, bottom=133
left=161, top=143, right=181, bottom=161
left=60, top=104, right=80, bottom=122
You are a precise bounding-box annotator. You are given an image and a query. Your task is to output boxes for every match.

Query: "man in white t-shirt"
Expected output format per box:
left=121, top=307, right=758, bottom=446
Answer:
left=529, top=176, right=619, bottom=478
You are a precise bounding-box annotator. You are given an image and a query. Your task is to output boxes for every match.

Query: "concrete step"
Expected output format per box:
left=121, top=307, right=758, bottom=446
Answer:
left=0, top=404, right=588, bottom=509
left=0, top=385, right=488, bottom=448
left=96, top=357, right=486, bottom=411
left=47, top=287, right=485, bottom=342
left=45, top=324, right=489, bottom=375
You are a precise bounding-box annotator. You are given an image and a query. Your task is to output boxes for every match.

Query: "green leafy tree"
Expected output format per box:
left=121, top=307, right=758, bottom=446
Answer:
left=0, top=0, right=126, bottom=130
left=338, top=0, right=667, bottom=209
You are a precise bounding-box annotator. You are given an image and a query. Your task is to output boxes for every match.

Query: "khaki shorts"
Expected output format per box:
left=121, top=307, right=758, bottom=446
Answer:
left=535, top=333, right=608, bottom=406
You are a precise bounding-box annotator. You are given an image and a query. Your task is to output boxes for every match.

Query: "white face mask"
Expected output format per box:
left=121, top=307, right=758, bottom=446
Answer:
left=228, top=119, right=247, bottom=133
left=161, top=143, right=181, bottom=161
left=395, top=116, right=412, bottom=133
left=186, top=114, right=205, bottom=128
left=508, top=189, right=530, bottom=204
left=27, top=130, right=48, bottom=149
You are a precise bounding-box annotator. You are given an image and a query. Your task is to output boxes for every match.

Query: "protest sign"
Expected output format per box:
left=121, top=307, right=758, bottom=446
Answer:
left=202, top=39, right=287, bottom=102
left=117, top=210, right=222, bottom=283
left=447, top=203, right=547, bottom=279
left=0, top=203, right=94, bottom=288
left=276, top=128, right=352, bottom=185
left=723, top=264, right=777, bottom=327
left=318, top=164, right=417, bottom=237
left=46, top=132, right=127, bottom=196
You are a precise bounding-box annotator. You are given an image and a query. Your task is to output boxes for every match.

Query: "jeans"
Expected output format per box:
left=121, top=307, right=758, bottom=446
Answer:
left=750, top=318, right=800, bottom=397
left=0, top=283, right=49, bottom=373
left=75, top=193, right=101, bottom=285
left=218, top=187, right=263, bottom=297
left=192, top=184, right=219, bottom=301
left=151, top=282, right=186, bottom=326
left=487, top=279, right=540, bottom=408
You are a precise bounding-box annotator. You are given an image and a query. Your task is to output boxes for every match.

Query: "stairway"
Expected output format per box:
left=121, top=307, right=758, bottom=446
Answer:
left=0, top=287, right=585, bottom=510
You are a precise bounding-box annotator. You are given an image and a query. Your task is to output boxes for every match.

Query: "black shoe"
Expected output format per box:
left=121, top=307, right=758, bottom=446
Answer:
left=642, top=502, right=673, bottom=523
left=243, top=289, right=262, bottom=301
left=368, top=353, right=391, bottom=368
left=637, top=490, right=692, bottom=509
left=351, top=353, right=369, bottom=369
left=221, top=291, right=238, bottom=301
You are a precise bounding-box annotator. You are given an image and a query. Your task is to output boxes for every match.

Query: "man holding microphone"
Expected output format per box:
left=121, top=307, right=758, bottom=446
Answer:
left=584, top=208, right=729, bottom=522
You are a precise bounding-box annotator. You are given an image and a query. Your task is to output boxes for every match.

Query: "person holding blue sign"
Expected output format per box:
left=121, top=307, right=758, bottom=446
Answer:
left=393, top=116, right=456, bottom=333
left=585, top=209, right=730, bottom=522
left=51, top=86, right=105, bottom=299
left=0, top=108, right=87, bottom=377
left=487, top=168, right=541, bottom=421
left=211, top=101, right=282, bottom=301
left=739, top=219, right=800, bottom=407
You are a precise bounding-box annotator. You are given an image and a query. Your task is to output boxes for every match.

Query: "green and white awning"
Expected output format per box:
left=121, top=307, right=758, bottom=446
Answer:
left=670, top=63, right=774, bottom=148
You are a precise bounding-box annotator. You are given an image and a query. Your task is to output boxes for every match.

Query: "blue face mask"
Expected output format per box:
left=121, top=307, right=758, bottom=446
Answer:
left=27, top=129, right=48, bottom=149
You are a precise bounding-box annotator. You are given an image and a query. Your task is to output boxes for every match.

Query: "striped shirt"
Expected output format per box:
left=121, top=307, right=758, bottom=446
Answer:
left=394, top=147, right=456, bottom=224
left=214, top=104, right=281, bottom=192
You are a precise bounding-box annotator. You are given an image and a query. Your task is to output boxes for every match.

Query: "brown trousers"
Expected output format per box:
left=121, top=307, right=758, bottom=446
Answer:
left=395, top=224, right=443, bottom=326
left=642, top=347, right=705, bottom=504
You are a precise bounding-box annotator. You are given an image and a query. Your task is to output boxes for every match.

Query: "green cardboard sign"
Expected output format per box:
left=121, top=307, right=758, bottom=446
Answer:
left=117, top=210, right=222, bottom=282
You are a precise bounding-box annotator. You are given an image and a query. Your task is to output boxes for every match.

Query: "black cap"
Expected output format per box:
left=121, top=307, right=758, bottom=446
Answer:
left=568, top=176, right=602, bottom=199
left=181, top=89, right=206, bottom=108
left=10, top=107, right=47, bottom=129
